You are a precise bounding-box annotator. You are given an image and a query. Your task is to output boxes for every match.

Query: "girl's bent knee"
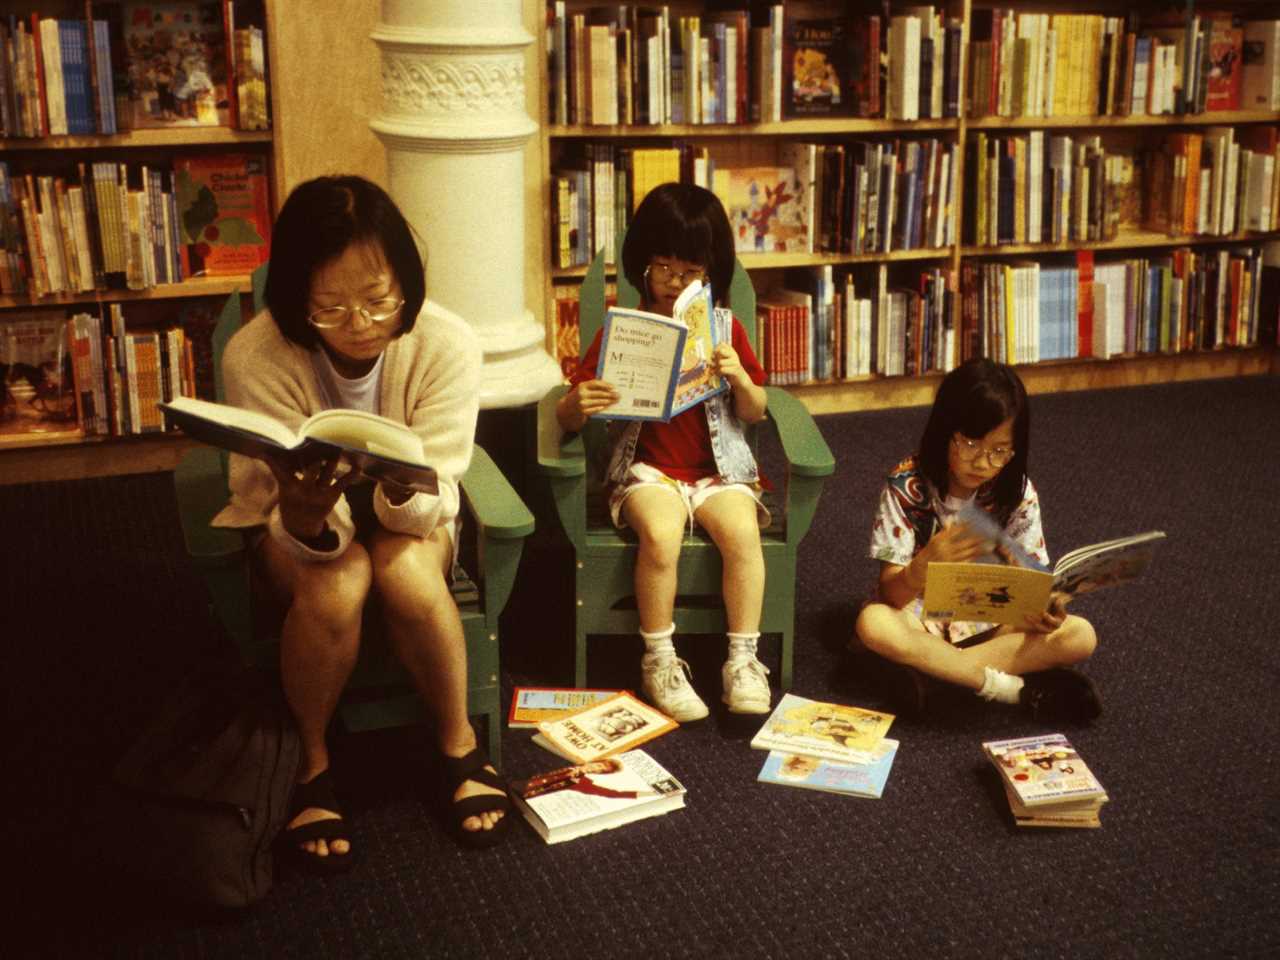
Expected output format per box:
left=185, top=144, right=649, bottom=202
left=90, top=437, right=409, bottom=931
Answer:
left=1057, top=615, right=1097, bottom=664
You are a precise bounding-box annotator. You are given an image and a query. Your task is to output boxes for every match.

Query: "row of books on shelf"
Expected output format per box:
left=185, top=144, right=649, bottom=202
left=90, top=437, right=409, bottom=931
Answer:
left=552, top=136, right=958, bottom=269
left=1, top=1, right=269, bottom=139
left=968, top=10, right=1280, bottom=120
left=0, top=153, right=270, bottom=298
left=966, top=126, right=1280, bottom=248
left=1, top=304, right=206, bottom=445
left=546, top=3, right=962, bottom=126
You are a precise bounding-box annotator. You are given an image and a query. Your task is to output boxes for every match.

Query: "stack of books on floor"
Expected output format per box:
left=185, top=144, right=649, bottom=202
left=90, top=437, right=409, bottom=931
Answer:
left=751, top=693, right=898, bottom=799
left=512, top=690, right=686, bottom=844
left=982, top=732, right=1109, bottom=828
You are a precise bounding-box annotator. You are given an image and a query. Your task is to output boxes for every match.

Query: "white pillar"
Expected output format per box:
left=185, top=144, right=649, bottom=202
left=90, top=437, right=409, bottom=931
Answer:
left=370, top=0, right=559, bottom=409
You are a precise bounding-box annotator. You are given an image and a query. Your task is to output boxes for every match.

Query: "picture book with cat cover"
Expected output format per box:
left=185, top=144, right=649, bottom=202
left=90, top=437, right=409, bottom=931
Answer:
left=750, top=693, right=894, bottom=765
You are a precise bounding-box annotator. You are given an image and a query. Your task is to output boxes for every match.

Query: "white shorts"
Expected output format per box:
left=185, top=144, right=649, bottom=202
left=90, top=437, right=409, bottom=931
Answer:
left=608, top=461, right=771, bottom=532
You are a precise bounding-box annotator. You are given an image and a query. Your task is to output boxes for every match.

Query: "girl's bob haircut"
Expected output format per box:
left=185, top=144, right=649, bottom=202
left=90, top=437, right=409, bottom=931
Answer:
left=918, top=357, right=1030, bottom=522
left=263, top=175, right=426, bottom=349
left=622, top=182, right=736, bottom=306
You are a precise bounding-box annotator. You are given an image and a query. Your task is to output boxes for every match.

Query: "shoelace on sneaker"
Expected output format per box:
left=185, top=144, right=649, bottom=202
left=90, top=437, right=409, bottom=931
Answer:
left=656, top=657, right=696, bottom=690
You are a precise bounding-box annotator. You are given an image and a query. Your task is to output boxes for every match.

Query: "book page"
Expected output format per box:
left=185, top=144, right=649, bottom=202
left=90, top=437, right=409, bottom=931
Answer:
left=300, top=409, right=424, bottom=464
left=163, top=395, right=297, bottom=448
left=1052, top=531, right=1166, bottom=596
left=594, top=307, right=686, bottom=421
left=669, top=282, right=728, bottom=417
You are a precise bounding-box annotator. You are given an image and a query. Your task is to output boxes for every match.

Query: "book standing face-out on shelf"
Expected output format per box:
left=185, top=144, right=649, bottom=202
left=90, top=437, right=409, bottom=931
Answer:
left=511, top=748, right=687, bottom=845
left=757, top=738, right=900, bottom=800
left=159, top=396, right=439, bottom=493
left=507, top=687, right=625, bottom=729
left=594, top=280, right=727, bottom=422
left=750, top=693, right=895, bottom=765
left=174, top=153, right=271, bottom=278
left=122, top=1, right=230, bottom=128
left=534, top=691, right=677, bottom=765
left=0, top=312, right=79, bottom=444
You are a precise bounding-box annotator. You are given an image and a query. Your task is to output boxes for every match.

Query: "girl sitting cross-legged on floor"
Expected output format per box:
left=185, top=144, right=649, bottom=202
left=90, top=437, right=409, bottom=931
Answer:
left=556, top=182, right=773, bottom=722
left=853, top=357, right=1103, bottom=724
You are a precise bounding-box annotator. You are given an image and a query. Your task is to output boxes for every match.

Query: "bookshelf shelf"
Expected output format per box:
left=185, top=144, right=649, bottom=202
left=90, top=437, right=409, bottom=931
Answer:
left=962, top=230, right=1280, bottom=258
left=967, top=110, right=1280, bottom=131
left=550, top=246, right=956, bottom=281
left=0, top=276, right=250, bottom=310
left=548, top=117, right=961, bottom=138
left=0, top=433, right=193, bottom=486
left=0, top=128, right=274, bottom=151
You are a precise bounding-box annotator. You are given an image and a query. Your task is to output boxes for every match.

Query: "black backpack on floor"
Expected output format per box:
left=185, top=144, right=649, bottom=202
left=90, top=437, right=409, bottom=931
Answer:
left=110, top=665, right=301, bottom=908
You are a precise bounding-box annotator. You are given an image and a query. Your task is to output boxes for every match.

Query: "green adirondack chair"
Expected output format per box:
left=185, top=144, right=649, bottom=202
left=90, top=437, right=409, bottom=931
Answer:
left=171, top=269, right=533, bottom=761
left=536, top=239, right=835, bottom=691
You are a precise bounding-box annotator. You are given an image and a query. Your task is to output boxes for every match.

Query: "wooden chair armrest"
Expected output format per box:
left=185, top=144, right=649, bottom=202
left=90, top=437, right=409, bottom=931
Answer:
left=172, top=447, right=246, bottom=567
left=764, top=387, right=836, bottom=478
left=461, top=446, right=535, bottom=541
left=537, top=384, right=586, bottom=477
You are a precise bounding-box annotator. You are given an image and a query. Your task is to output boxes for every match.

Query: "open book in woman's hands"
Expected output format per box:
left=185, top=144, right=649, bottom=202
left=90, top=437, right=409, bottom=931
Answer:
left=160, top=396, right=438, bottom=494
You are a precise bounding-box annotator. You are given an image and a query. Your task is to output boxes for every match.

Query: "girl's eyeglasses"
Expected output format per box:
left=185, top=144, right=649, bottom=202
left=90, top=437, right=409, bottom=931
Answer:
left=307, top=297, right=404, bottom=329
left=952, top=434, right=1015, bottom=467
left=645, top=262, right=708, bottom=288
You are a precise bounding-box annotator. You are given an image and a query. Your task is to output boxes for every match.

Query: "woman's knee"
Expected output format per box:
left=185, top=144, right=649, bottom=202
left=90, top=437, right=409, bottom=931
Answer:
left=293, top=544, right=372, bottom=623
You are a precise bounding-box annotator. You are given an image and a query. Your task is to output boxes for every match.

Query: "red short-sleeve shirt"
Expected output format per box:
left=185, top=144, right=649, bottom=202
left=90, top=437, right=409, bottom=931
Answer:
left=571, top=316, right=766, bottom=482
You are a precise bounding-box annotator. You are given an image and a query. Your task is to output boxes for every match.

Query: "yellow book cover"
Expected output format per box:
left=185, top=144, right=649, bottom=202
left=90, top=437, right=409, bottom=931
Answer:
left=535, top=691, right=678, bottom=764
left=750, top=693, right=894, bottom=764
left=923, top=561, right=1053, bottom=625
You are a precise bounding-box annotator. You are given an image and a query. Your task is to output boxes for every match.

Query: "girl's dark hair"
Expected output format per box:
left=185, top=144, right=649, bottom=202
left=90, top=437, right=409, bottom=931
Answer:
left=263, top=175, right=426, bottom=348
left=622, top=182, right=735, bottom=306
left=918, top=358, right=1030, bottom=523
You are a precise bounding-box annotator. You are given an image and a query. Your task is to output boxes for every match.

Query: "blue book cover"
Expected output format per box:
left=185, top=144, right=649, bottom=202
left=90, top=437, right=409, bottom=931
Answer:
left=757, top=739, right=899, bottom=799
left=93, top=20, right=117, bottom=135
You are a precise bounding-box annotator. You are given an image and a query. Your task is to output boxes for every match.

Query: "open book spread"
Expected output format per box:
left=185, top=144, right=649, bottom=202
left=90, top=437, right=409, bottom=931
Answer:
left=593, top=280, right=728, bottom=421
left=160, top=396, right=438, bottom=494
left=750, top=693, right=895, bottom=765
left=511, top=749, right=686, bottom=844
left=923, top=517, right=1166, bottom=624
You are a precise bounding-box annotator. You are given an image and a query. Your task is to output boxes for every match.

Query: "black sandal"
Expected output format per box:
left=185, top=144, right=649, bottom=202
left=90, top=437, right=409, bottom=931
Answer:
left=441, top=748, right=512, bottom=849
left=279, top=769, right=355, bottom=875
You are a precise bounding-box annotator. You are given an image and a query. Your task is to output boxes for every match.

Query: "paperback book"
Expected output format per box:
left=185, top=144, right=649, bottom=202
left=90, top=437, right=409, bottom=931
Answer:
left=159, top=396, right=439, bottom=493
left=783, top=18, right=854, bottom=117
left=511, top=748, right=687, bottom=845
left=594, top=281, right=726, bottom=422
left=983, top=733, right=1108, bottom=811
left=508, top=687, right=625, bottom=730
left=535, top=691, right=677, bottom=764
left=757, top=738, right=900, bottom=799
left=750, top=693, right=895, bottom=765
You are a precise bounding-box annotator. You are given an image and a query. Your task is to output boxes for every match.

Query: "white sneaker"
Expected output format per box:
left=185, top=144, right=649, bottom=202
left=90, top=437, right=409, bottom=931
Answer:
left=641, top=653, right=709, bottom=722
left=722, top=655, right=772, bottom=714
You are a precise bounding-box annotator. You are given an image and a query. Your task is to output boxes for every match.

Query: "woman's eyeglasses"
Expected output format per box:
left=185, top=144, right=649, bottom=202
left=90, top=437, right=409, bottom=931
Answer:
left=952, top=434, right=1015, bottom=467
left=645, top=262, right=708, bottom=288
left=307, top=297, right=404, bottom=329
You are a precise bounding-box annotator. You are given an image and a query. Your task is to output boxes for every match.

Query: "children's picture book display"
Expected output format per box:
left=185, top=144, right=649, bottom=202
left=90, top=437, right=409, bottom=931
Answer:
left=923, top=526, right=1166, bottom=625
left=511, top=749, right=687, bottom=845
left=534, top=691, right=677, bottom=765
left=783, top=18, right=853, bottom=117
left=123, top=1, right=230, bottom=128
left=159, top=396, right=439, bottom=494
left=593, top=281, right=726, bottom=422
left=750, top=693, right=894, bottom=765
left=757, top=738, right=899, bottom=799
left=174, top=153, right=271, bottom=277
left=507, top=687, right=625, bottom=730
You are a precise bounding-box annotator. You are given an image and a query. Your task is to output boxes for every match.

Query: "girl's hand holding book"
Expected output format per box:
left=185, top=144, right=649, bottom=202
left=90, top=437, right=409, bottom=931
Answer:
left=559, top=379, right=619, bottom=430
left=1022, top=592, right=1070, bottom=635
left=711, top=342, right=748, bottom=389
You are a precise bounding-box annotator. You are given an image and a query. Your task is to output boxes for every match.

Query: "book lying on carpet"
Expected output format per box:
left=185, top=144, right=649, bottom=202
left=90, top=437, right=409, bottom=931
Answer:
left=757, top=738, right=900, bottom=799
left=535, top=691, right=677, bottom=764
left=593, top=280, right=727, bottom=422
left=983, top=733, right=1108, bottom=828
left=159, top=396, right=438, bottom=494
left=507, top=687, right=626, bottom=729
left=922, top=519, right=1166, bottom=625
left=750, top=693, right=895, bottom=765
left=511, top=748, right=687, bottom=844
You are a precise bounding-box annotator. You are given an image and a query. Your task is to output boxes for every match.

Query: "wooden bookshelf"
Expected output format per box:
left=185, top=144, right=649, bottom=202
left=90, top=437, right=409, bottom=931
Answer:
left=0, top=128, right=274, bottom=150
left=962, top=229, right=1280, bottom=257
left=968, top=110, right=1280, bottom=131
left=0, top=433, right=193, bottom=486
left=0, top=276, right=251, bottom=310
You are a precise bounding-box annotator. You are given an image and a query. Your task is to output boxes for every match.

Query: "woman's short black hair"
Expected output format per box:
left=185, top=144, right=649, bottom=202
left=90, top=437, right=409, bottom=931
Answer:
left=621, top=182, right=735, bottom=306
left=918, top=358, right=1030, bottom=523
left=263, top=175, right=426, bottom=348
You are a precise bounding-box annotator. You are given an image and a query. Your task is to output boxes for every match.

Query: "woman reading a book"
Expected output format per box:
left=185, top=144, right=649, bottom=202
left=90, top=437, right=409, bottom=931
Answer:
left=852, top=358, right=1102, bottom=724
left=556, top=182, right=772, bottom=722
left=212, top=175, right=509, bottom=870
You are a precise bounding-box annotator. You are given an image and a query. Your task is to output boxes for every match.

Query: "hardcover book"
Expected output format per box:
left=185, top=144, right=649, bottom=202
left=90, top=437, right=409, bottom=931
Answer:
left=122, top=1, right=229, bottom=128
left=0, top=312, right=81, bottom=445
left=983, top=733, right=1108, bottom=808
left=511, top=749, right=687, bottom=845
left=508, top=687, right=625, bottom=730
left=159, top=396, right=439, bottom=493
left=713, top=165, right=810, bottom=254
left=783, top=18, right=853, bottom=117
left=535, top=691, right=677, bottom=764
left=173, top=153, right=270, bottom=277
left=594, top=281, right=727, bottom=422
left=757, top=738, right=899, bottom=799
left=750, top=693, right=895, bottom=765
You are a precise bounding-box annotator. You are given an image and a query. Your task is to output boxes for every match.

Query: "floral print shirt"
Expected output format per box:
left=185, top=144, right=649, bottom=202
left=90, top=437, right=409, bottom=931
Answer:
left=868, top=455, right=1050, bottom=643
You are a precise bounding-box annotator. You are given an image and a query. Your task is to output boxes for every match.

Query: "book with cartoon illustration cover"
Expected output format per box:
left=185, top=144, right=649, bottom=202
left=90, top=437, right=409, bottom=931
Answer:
left=749, top=693, right=894, bottom=765
left=983, top=733, right=1108, bottom=808
left=782, top=18, right=854, bottom=117
left=757, top=738, right=900, bottom=799
left=534, top=691, right=678, bottom=765
left=593, top=280, right=726, bottom=422
left=510, top=748, right=687, bottom=844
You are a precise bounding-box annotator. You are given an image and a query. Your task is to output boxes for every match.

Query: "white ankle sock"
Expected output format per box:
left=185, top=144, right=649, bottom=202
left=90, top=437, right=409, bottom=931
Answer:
left=641, top=623, right=676, bottom=659
left=727, top=631, right=761, bottom=661
left=978, top=666, right=1024, bottom=703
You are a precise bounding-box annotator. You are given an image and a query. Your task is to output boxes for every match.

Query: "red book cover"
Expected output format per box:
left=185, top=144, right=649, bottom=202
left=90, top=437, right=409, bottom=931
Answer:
left=1206, top=18, right=1244, bottom=111
left=1076, top=250, right=1095, bottom=357
left=173, top=153, right=271, bottom=276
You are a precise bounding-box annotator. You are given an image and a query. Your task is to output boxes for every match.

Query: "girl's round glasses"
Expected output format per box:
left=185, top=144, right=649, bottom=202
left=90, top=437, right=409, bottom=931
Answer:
left=307, top=297, right=404, bottom=329
left=645, top=262, right=708, bottom=288
left=952, top=434, right=1015, bottom=467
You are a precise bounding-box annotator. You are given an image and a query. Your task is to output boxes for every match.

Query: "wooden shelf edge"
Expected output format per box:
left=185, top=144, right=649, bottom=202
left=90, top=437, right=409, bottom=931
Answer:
left=790, top=348, right=1278, bottom=416
left=967, top=110, right=1280, bottom=130
left=546, top=118, right=959, bottom=138
left=0, top=434, right=194, bottom=486
left=963, top=231, right=1280, bottom=257
left=1, top=276, right=251, bottom=309
left=2, top=128, right=273, bottom=151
